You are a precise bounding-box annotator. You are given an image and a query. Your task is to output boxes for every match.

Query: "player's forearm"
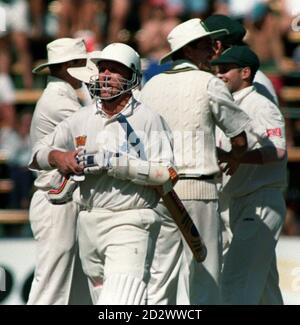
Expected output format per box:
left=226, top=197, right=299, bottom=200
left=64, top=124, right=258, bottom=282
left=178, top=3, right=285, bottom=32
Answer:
left=31, top=148, right=83, bottom=176
left=29, top=148, right=65, bottom=171
left=238, top=147, right=286, bottom=165
left=31, top=147, right=54, bottom=170
left=48, top=150, right=67, bottom=169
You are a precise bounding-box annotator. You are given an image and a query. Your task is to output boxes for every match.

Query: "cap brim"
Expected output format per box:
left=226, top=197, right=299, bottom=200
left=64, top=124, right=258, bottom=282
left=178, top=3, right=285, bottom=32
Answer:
left=210, top=57, right=240, bottom=66
left=160, top=28, right=228, bottom=65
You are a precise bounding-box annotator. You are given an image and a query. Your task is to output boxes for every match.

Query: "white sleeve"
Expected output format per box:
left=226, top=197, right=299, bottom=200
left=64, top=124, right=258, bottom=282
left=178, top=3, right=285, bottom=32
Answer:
left=256, top=101, right=286, bottom=150
left=28, top=119, right=74, bottom=171
left=207, top=77, right=250, bottom=138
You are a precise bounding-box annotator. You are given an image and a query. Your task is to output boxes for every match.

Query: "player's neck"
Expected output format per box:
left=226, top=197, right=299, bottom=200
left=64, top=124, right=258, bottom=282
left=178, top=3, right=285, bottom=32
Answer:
left=101, top=93, right=131, bottom=117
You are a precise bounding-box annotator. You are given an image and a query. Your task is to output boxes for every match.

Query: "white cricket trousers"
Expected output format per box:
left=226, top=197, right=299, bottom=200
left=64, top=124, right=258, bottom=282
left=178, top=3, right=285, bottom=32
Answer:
left=218, top=191, right=232, bottom=264
left=27, top=190, right=79, bottom=305
left=78, top=207, right=161, bottom=305
left=221, top=188, right=285, bottom=305
left=177, top=200, right=222, bottom=305
left=147, top=202, right=183, bottom=304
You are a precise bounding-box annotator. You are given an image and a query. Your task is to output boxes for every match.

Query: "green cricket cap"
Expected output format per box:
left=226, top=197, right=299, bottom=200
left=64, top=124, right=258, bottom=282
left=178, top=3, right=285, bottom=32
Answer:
left=211, top=45, right=260, bottom=73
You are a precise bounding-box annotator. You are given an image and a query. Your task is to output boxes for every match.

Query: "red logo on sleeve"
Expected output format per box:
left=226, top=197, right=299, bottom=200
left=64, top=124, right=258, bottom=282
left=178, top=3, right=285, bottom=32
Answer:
left=266, top=128, right=282, bottom=137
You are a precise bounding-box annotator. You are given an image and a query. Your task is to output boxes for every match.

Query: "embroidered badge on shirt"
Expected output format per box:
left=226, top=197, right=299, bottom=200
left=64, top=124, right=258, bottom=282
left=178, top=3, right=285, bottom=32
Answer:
left=266, top=128, right=282, bottom=137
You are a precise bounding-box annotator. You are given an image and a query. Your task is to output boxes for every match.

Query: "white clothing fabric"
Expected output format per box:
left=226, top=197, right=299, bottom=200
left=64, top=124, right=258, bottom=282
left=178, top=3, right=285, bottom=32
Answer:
left=27, top=190, right=80, bottom=305
left=140, top=60, right=250, bottom=200
left=31, top=96, right=175, bottom=305
left=217, top=86, right=287, bottom=305
left=220, top=86, right=287, bottom=198
left=254, top=70, right=279, bottom=106
left=30, top=76, right=82, bottom=190
left=176, top=200, right=222, bottom=305
left=147, top=202, right=183, bottom=305
left=31, top=98, right=174, bottom=211
left=28, top=76, right=82, bottom=305
left=140, top=59, right=249, bottom=305
left=79, top=208, right=160, bottom=305
left=221, top=189, right=285, bottom=304
left=218, top=74, right=279, bottom=263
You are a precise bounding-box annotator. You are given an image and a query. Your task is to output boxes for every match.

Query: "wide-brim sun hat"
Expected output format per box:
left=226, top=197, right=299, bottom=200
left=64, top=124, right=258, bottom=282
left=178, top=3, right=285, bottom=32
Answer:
left=160, top=18, right=228, bottom=64
left=67, top=50, right=102, bottom=83
left=32, top=38, right=88, bottom=74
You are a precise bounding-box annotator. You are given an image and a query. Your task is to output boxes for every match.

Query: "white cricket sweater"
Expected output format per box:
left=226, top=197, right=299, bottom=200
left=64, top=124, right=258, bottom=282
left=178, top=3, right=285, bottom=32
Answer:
left=30, top=76, right=82, bottom=190
left=140, top=60, right=250, bottom=199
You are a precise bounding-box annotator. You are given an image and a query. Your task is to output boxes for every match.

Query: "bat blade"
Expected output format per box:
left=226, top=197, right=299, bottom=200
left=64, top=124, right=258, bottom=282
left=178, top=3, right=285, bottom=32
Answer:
left=160, top=189, right=207, bottom=263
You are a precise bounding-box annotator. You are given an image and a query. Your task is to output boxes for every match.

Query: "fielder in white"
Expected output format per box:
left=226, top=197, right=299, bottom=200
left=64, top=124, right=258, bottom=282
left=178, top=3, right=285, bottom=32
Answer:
left=212, top=45, right=287, bottom=304
left=204, top=13, right=280, bottom=258
left=29, top=43, right=176, bottom=305
left=27, top=38, right=87, bottom=305
left=140, top=19, right=251, bottom=305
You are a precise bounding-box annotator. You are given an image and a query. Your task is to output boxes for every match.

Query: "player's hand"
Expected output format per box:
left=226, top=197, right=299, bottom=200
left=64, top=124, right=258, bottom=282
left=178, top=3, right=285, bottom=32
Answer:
left=48, top=150, right=83, bottom=176
left=217, top=147, right=231, bottom=162
left=218, top=151, right=240, bottom=176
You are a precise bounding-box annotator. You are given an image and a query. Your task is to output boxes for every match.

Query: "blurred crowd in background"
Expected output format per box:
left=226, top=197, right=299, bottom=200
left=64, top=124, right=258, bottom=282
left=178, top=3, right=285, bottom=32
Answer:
left=1, top=0, right=300, bottom=236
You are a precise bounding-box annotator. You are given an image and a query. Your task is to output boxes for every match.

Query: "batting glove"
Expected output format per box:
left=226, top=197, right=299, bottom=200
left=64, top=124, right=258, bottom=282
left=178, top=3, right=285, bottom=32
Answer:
left=76, top=149, right=112, bottom=174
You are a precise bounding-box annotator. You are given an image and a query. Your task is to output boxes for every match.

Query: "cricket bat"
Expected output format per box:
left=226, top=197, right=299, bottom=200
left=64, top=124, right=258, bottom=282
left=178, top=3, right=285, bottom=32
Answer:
left=156, top=168, right=207, bottom=263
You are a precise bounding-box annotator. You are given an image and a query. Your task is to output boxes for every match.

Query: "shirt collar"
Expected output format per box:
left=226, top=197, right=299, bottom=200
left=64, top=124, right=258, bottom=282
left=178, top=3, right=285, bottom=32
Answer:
left=171, top=60, right=199, bottom=71
left=233, top=86, right=255, bottom=105
left=95, top=95, right=137, bottom=121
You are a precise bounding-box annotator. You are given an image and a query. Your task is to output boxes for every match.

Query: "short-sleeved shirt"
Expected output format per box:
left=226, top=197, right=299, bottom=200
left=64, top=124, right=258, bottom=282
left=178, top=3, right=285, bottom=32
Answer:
left=218, top=86, right=287, bottom=197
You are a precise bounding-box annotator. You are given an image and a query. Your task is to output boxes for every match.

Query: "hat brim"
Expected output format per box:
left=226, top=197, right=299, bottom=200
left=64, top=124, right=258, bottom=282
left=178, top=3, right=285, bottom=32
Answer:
left=160, top=28, right=228, bottom=65
left=211, top=57, right=259, bottom=73
left=32, top=53, right=88, bottom=74
left=67, top=66, right=98, bottom=84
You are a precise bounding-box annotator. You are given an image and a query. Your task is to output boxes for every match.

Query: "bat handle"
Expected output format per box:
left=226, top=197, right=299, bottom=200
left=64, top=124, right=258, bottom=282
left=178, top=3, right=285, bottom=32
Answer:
left=71, top=174, right=85, bottom=182
left=74, top=145, right=86, bottom=181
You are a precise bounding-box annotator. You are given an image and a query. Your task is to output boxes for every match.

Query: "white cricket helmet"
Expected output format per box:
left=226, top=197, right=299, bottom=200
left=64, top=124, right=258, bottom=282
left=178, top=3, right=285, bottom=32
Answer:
left=90, top=43, right=141, bottom=100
